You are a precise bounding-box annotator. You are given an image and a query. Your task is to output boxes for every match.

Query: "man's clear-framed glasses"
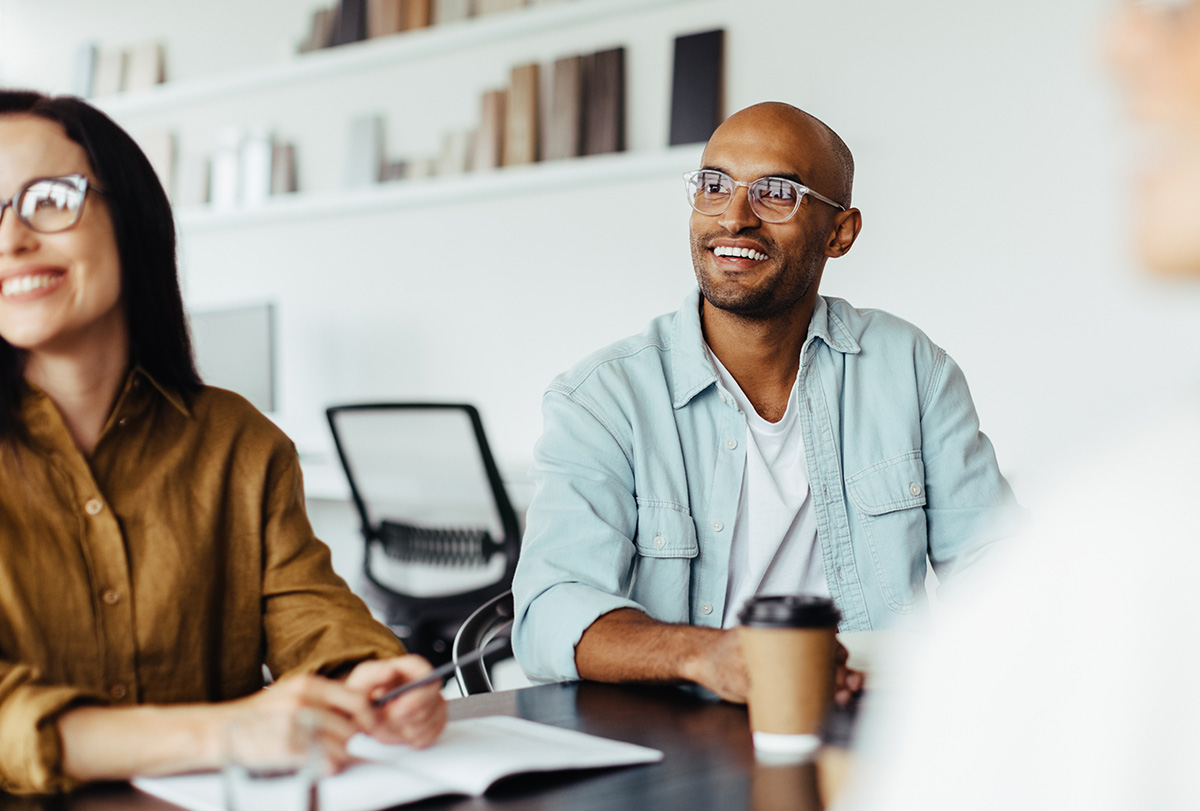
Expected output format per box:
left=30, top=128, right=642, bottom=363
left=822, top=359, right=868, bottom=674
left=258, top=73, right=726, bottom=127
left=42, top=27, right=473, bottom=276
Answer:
left=683, top=169, right=846, bottom=223
left=0, top=174, right=100, bottom=234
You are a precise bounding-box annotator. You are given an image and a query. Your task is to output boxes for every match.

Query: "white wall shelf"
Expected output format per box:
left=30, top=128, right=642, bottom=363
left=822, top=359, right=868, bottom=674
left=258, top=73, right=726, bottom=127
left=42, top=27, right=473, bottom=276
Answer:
left=95, top=0, right=698, bottom=119
left=176, top=143, right=703, bottom=231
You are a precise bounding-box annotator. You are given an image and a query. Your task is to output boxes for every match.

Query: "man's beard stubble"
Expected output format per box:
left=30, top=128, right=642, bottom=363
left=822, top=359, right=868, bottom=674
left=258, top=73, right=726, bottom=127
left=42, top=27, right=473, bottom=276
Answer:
left=689, top=229, right=824, bottom=322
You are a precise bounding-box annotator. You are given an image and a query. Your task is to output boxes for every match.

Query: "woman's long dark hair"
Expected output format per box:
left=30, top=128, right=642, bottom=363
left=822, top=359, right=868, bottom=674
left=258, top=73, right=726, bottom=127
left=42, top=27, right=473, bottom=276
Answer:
left=0, top=90, right=202, bottom=443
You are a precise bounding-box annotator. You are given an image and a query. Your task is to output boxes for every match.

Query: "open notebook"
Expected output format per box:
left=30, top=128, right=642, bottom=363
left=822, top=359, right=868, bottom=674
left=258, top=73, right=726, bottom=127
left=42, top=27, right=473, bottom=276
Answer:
left=134, top=715, right=663, bottom=811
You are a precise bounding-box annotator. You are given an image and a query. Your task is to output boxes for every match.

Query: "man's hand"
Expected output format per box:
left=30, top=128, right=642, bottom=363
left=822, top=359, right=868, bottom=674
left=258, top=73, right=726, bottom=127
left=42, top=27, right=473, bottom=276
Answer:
left=684, top=632, right=865, bottom=705
left=344, top=655, right=447, bottom=749
left=678, top=625, right=750, bottom=702
left=575, top=609, right=865, bottom=706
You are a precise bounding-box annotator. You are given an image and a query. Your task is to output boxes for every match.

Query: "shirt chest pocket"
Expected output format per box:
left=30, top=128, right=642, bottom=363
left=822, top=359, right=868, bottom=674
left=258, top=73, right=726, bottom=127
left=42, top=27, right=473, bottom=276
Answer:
left=628, top=502, right=698, bottom=624
left=634, top=502, right=700, bottom=559
left=846, top=451, right=928, bottom=613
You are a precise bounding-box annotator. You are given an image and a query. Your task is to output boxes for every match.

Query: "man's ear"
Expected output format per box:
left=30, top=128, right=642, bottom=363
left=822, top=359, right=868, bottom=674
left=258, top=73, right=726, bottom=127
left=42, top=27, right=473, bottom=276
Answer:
left=826, top=208, right=863, bottom=258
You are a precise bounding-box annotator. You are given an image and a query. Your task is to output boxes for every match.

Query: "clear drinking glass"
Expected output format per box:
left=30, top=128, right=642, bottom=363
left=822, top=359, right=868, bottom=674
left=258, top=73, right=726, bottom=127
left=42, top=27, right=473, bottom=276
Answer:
left=222, top=708, right=323, bottom=811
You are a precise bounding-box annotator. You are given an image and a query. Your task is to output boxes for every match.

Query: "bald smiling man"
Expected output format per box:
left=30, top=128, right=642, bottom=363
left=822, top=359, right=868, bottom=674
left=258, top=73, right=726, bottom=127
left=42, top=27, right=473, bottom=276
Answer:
left=511, top=102, right=1024, bottom=702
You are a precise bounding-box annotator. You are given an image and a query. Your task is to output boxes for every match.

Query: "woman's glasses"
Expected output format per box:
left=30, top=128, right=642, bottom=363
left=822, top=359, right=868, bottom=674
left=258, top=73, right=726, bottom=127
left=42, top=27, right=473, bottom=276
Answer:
left=0, top=174, right=100, bottom=234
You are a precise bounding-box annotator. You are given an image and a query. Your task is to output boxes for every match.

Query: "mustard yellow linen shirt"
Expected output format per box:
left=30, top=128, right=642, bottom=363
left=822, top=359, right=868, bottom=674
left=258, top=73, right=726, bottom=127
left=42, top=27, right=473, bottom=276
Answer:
left=0, top=369, right=404, bottom=794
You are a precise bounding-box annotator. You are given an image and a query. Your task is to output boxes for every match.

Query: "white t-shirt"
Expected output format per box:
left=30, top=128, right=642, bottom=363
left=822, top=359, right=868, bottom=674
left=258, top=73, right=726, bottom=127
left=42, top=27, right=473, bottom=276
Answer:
left=707, top=348, right=828, bottom=629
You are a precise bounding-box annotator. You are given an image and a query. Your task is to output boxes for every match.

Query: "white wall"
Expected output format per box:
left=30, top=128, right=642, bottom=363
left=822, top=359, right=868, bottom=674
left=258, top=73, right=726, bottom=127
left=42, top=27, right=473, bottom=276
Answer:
left=3, top=0, right=1196, bottom=513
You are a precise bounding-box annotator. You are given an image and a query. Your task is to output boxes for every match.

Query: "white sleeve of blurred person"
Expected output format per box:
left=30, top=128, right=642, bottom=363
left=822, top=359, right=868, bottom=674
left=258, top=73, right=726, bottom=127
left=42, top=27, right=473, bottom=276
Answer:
left=838, top=407, right=1200, bottom=811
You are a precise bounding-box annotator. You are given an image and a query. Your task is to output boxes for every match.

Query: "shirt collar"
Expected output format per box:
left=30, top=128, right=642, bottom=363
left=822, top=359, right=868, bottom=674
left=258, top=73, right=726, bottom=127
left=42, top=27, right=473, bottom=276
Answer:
left=806, top=295, right=862, bottom=356
left=21, top=365, right=192, bottom=425
left=669, top=288, right=861, bottom=409
left=129, top=366, right=192, bottom=419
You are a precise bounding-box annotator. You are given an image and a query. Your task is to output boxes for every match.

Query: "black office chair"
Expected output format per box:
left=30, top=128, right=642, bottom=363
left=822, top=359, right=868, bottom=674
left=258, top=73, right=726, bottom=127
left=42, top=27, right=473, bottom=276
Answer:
left=452, top=589, right=515, bottom=695
left=326, top=403, right=521, bottom=669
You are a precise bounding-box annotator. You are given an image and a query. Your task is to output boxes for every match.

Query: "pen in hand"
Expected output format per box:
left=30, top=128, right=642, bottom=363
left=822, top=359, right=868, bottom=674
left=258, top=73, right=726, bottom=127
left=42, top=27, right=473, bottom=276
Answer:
left=372, top=636, right=511, bottom=707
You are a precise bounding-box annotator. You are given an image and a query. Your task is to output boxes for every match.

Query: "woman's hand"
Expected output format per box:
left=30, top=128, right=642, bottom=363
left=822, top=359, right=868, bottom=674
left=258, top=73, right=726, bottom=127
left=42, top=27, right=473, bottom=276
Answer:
left=343, top=655, right=448, bottom=749
left=223, top=672, right=381, bottom=773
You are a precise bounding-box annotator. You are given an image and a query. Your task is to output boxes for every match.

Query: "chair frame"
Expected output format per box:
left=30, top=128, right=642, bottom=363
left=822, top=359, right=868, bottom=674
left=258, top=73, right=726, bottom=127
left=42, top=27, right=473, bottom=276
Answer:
left=326, top=403, right=521, bottom=665
left=452, top=589, right=515, bottom=695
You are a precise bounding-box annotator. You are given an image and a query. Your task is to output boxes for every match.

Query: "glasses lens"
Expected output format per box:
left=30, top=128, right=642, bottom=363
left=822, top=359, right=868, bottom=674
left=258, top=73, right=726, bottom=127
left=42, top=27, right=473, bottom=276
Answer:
left=18, top=178, right=86, bottom=233
left=686, top=170, right=733, bottom=215
left=749, top=178, right=801, bottom=223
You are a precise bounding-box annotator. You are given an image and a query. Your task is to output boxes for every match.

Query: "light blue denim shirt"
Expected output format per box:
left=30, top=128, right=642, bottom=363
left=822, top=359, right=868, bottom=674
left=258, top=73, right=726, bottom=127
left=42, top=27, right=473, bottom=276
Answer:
left=512, top=289, right=1022, bottom=683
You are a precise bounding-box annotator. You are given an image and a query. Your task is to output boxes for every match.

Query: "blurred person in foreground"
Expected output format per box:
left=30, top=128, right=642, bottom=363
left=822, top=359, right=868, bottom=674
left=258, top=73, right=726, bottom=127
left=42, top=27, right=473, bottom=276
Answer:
left=0, top=90, right=444, bottom=795
left=840, top=2, right=1200, bottom=808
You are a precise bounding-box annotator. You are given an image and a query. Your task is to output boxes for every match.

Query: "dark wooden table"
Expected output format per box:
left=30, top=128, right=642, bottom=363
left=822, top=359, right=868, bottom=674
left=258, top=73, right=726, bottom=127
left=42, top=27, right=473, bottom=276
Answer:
left=0, top=682, right=834, bottom=811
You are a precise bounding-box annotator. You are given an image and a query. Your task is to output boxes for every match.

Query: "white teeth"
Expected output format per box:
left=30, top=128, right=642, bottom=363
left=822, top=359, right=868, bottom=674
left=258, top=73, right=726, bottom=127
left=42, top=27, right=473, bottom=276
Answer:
left=0, top=274, right=58, bottom=297
left=713, top=246, right=768, bottom=261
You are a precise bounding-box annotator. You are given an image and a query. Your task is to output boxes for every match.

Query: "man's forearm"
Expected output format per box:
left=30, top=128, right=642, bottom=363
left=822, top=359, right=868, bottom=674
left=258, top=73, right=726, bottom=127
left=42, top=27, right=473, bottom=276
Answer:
left=574, top=609, right=748, bottom=702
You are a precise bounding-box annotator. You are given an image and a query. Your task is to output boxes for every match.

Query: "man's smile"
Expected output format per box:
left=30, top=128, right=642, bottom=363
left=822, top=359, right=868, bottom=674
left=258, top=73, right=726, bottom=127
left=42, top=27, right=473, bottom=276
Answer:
left=712, top=245, right=769, bottom=262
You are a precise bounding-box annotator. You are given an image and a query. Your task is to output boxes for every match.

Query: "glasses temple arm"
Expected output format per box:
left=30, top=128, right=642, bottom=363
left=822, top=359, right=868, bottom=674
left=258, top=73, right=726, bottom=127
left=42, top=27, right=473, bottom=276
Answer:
left=805, top=188, right=847, bottom=212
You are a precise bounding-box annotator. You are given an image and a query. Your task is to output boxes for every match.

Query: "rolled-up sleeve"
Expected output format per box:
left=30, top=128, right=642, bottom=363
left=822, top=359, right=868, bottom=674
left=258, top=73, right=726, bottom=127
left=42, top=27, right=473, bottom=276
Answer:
left=0, top=664, right=106, bottom=794
left=511, top=389, right=648, bottom=683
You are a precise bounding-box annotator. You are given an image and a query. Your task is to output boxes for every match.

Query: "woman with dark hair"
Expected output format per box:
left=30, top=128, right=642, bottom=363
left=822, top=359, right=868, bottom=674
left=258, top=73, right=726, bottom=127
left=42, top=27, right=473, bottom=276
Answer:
left=0, top=90, right=445, bottom=794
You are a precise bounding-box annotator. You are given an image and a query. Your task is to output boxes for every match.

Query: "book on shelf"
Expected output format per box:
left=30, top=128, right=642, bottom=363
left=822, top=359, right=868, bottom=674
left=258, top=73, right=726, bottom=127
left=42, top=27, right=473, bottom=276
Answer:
left=133, top=716, right=663, bottom=811
left=271, top=143, right=298, bottom=195
left=402, top=0, right=432, bottom=29
left=175, top=156, right=211, bottom=208
left=332, top=0, right=368, bottom=45
left=438, top=129, right=473, bottom=175
left=346, top=115, right=386, bottom=186
left=367, top=0, right=405, bottom=37
left=91, top=47, right=127, bottom=97
left=433, top=0, right=473, bottom=25
left=300, top=6, right=337, bottom=52
left=503, top=62, right=539, bottom=166
left=135, top=128, right=177, bottom=201
left=406, top=157, right=439, bottom=178
left=125, top=40, right=165, bottom=93
left=472, top=88, right=506, bottom=171
left=543, top=54, right=584, bottom=161
left=582, top=46, right=626, bottom=156
left=668, top=28, right=725, bottom=146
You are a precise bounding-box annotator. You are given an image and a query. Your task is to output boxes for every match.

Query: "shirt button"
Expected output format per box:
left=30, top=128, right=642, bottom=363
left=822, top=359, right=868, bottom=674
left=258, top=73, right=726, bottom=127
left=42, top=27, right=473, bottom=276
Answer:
left=725, top=438, right=737, bottom=450
left=653, top=534, right=666, bottom=549
left=85, top=499, right=104, bottom=516
left=118, top=417, right=128, bottom=427
left=719, top=392, right=727, bottom=404
left=711, top=520, right=724, bottom=532
left=102, top=589, right=120, bottom=605
left=909, top=482, right=923, bottom=497
left=700, top=602, right=713, bottom=615
left=110, top=684, right=128, bottom=700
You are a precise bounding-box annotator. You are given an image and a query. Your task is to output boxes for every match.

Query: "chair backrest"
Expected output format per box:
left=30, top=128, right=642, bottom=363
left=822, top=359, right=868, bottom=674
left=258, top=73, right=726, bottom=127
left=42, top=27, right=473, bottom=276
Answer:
left=452, top=589, right=515, bottom=695
left=326, top=403, right=521, bottom=666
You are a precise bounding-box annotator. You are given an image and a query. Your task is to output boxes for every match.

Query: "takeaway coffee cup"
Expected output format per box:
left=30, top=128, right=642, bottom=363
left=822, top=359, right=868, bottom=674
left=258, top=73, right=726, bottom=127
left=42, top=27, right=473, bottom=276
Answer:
left=737, top=594, right=841, bottom=763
